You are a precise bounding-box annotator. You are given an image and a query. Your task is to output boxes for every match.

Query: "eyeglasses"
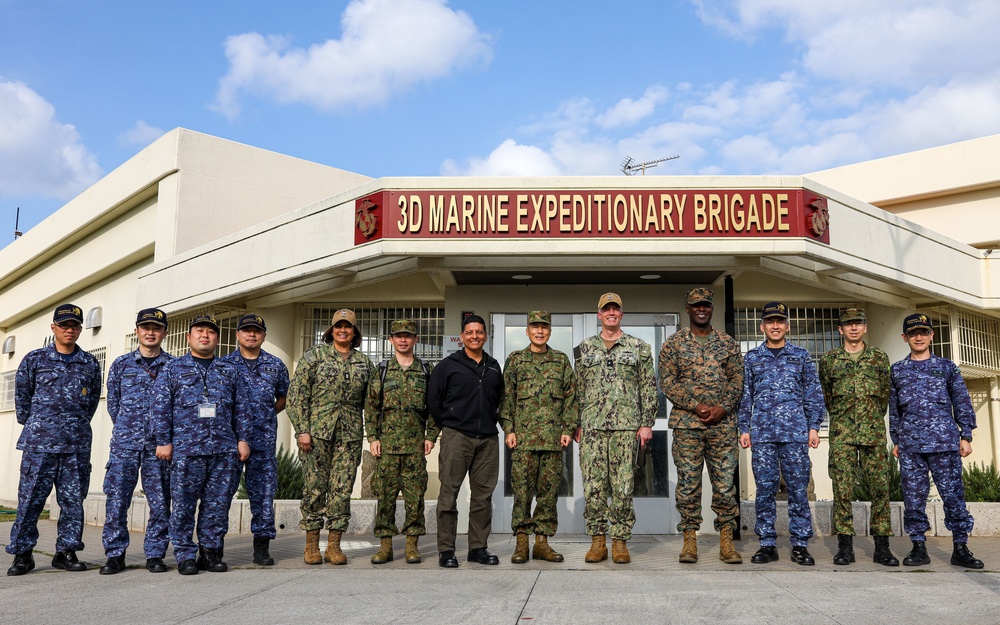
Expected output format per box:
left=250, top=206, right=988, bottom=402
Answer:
left=55, top=322, right=82, bottom=331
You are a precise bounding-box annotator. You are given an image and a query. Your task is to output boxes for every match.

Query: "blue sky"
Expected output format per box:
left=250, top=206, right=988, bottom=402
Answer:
left=3, top=0, right=1000, bottom=240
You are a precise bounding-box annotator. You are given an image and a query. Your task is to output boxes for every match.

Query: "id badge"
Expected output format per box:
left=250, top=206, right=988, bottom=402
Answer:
left=198, top=403, right=217, bottom=419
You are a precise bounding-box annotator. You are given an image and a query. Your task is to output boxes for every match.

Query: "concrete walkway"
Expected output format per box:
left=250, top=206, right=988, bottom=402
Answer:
left=2, top=520, right=999, bottom=624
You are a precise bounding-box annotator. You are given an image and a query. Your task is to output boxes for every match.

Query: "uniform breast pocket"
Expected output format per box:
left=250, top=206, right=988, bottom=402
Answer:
left=35, top=369, right=60, bottom=387
left=122, top=372, right=141, bottom=388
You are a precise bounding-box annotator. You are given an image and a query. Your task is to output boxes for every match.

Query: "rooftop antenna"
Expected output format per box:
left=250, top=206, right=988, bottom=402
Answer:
left=14, top=206, right=23, bottom=240
left=620, top=154, right=679, bottom=176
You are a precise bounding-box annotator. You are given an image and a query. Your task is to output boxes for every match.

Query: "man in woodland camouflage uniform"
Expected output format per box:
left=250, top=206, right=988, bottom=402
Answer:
left=819, top=308, right=898, bottom=567
left=365, top=320, right=438, bottom=564
left=501, top=311, right=577, bottom=564
left=574, top=293, right=657, bottom=565
left=659, top=288, right=744, bottom=565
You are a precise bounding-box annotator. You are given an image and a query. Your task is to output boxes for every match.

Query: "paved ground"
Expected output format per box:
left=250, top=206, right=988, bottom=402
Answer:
left=3, top=520, right=1000, bottom=624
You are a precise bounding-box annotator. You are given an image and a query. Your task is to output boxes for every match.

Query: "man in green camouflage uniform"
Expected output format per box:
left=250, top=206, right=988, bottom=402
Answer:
left=659, top=288, right=744, bottom=565
left=287, top=308, right=374, bottom=565
left=501, top=311, right=578, bottom=564
left=573, top=293, right=657, bottom=564
left=819, top=307, right=899, bottom=567
left=365, top=320, right=438, bottom=564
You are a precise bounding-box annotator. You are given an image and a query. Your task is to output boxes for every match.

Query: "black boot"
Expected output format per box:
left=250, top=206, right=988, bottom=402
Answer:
left=750, top=546, right=778, bottom=563
left=790, top=546, right=815, bottom=566
left=204, top=548, right=228, bottom=572
left=873, top=536, right=899, bottom=567
left=833, top=535, right=855, bottom=565
left=6, top=552, right=35, bottom=576
left=253, top=536, right=275, bottom=566
left=196, top=545, right=208, bottom=571
left=99, top=553, right=127, bottom=575
left=951, top=543, right=984, bottom=569
left=903, top=540, right=930, bottom=566
left=51, top=550, right=87, bottom=572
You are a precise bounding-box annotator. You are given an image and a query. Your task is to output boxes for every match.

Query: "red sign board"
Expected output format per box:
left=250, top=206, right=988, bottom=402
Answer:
left=355, top=189, right=830, bottom=245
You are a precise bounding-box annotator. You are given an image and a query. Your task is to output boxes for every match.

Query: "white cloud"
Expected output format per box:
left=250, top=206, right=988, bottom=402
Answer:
left=596, top=86, right=668, bottom=128
left=118, top=120, right=166, bottom=147
left=0, top=78, right=102, bottom=198
left=441, top=139, right=562, bottom=176
left=214, top=0, right=493, bottom=118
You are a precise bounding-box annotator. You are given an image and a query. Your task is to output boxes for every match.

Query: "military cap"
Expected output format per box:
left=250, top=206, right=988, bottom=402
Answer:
left=53, top=303, right=84, bottom=324
left=902, top=313, right=933, bottom=334
left=189, top=314, right=220, bottom=333
left=760, top=301, right=789, bottom=320
left=322, top=308, right=360, bottom=345
left=136, top=308, right=167, bottom=327
left=390, top=319, right=418, bottom=335
left=687, top=288, right=713, bottom=306
left=839, top=308, right=866, bottom=325
left=527, top=310, right=552, bottom=325
left=238, top=313, right=266, bottom=331
left=598, top=292, right=623, bottom=310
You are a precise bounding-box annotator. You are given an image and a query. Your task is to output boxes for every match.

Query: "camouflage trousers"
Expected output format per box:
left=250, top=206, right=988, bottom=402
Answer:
left=242, top=448, right=278, bottom=539
left=169, top=452, right=240, bottom=563
left=299, top=433, right=362, bottom=532
left=829, top=441, right=891, bottom=536
left=751, top=442, right=813, bottom=547
left=899, top=450, right=974, bottom=542
left=671, top=427, right=739, bottom=533
left=580, top=429, right=636, bottom=541
left=6, top=451, right=91, bottom=555
left=102, top=446, right=171, bottom=558
left=373, top=451, right=427, bottom=538
left=510, top=449, right=562, bottom=536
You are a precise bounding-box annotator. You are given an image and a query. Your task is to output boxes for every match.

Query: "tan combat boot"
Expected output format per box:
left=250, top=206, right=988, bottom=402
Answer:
left=679, top=529, right=698, bottom=563
left=511, top=533, right=530, bottom=564
left=324, top=530, right=347, bottom=565
left=611, top=539, right=631, bottom=564
left=304, top=529, right=323, bottom=565
left=719, top=526, right=742, bottom=564
left=405, top=536, right=421, bottom=564
left=532, top=535, right=564, bottom=562
left=584, top=535, right=608, bottom=563
left=371, top=537, right=393, bottom=564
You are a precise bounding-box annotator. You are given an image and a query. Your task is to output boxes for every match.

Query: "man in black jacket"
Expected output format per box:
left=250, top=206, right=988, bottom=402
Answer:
left=429, top=315, right=504, bottom=568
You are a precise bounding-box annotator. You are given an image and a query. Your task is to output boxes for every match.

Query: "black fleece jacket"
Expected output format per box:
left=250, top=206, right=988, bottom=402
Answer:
left=428, top=349, right=504, bottom=438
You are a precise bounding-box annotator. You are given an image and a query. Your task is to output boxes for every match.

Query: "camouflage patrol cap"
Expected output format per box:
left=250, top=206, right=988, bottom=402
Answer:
left=902, top=313, right=933, bottom=334
left=527, top=311, right=551, bottom=325
left=189, top=314, right=220, bottom=333
left=53, top=304, right=84, bottom=324
left=839, top=308, right=866, bottom=325
left=598, top=292, right=623, bottom=310
left=760, top=301, right=789, bottom=320
left=136, top=308, right=167, bottom=328
left=686, top=288, right=713, bottom=306
left=237, top=314, right=266, bottom=331
left=390, top=319, right=418, bottom=335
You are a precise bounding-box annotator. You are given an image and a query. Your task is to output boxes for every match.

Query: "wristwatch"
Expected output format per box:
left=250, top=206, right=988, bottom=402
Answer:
left=961, top=435, right=973, bottom=442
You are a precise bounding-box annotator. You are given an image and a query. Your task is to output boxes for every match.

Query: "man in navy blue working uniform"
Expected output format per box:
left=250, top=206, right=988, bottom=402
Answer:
left=100, top=307, right=174, bottom=575
left=151, top=314, right=250, bottom=575
left=222, top=313, right=289, bottom=566
left=738, top=302, right=824, bottom=566
left=890, top=312, right=984, bottom=569
left=7, top=303, right=102, bottom=576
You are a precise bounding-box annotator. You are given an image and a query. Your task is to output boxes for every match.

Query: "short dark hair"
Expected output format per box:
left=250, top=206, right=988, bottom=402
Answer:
left=461, top=314, right=486, bottom=331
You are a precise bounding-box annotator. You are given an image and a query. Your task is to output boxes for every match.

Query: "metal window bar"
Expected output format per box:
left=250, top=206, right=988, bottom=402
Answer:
left=88, top=346, right=109, bottom=397
left=161, top=307, right=248, bottom=359
left=303, top=305, right=446, bottom=366
left=0, top=371, right=15, bottom=412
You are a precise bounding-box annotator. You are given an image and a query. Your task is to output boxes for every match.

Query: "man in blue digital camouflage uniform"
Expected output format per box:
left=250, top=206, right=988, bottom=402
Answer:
left=151, top=314, right=250, bottom=575
left=7, top=303, right=102, bottom=576
left=738, top=302, right=824, bottom=566
left=100, top=307, right=174, bottom=575
left=890, top=312, right=984, bottom=569
left=222, top=313, right=289, bottom=566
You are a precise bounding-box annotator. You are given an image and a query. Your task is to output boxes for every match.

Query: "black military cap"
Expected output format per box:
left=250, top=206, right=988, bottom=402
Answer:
left=136, top=308, right=168, bottom=327
left=760, top=302, right=788, bottom=320
left=902, top=313, right=933, bottom=334
left=189, top=314, right=220, bottom=333
left=53, top=304, right=84, bottom=324
left=238, top=314, right=266, bottom=331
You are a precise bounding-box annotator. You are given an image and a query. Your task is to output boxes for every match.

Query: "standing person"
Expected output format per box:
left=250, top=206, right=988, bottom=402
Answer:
left=659, top=288, right=744, bottom=565
left=150, top=314, right=250, bottom=575
left=501, top=311, right=577, bottom=564
left=222, top=314, right=289, bottom=566
left=573, top=293, right=656, bottom=565
left=364, top=319, right=438, bottom=565
left=889, top=313, right=984, bottom=569
left=6, top=304, right=101, bottom=576
left=428, top=315, right=504, bottom=568
left=100, top=308, right=174, bottom=575
left=287, top=308, right=374, bottom=565
left=819, top=308, right=898, bottom=567
left=738, top=302, right=824, bottom=566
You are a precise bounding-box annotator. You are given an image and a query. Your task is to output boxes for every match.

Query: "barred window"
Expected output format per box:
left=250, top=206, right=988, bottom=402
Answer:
left=88, top=346, right=109, bottom=397
left=161, top=307, right=247, bottom=359
left=0, top=371, right=14, bottom=412
left=734, top=305, right=842, bottom=364
left=303, top=305, right=445, bottom=365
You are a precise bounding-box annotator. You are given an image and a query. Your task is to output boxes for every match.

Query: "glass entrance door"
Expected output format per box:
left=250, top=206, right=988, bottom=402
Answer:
left=491, top=312, right=679, bottom=534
